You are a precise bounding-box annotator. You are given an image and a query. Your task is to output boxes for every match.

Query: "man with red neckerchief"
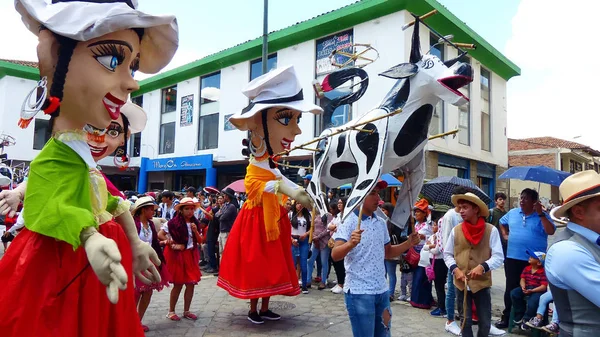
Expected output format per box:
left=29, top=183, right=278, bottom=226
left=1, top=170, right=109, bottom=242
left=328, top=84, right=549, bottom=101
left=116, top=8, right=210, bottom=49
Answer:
left=443, top=192, right=504, bottom=337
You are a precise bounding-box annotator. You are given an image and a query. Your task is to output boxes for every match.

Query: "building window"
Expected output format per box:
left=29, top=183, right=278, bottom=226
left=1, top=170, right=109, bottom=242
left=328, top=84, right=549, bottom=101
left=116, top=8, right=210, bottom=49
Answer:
left=570, top=160, right=583, bottom=173
left=33, top=119, right=51, bottom=150
left=314, top=29, right=354, bottom=135
left=458, top=56, right=471, bottom=145
left=159, top=122, right=175, bottom=154
left=198, top=72, right=220, bottom=150
left=132, top=95, right=143, bottom=107
left=481, top=67, right=491, bottom=151
left=595, top=163, right=599, bottom=172
left=429, top=33, right=445, bottom=136
left=438, top=165, right=467, bottom=179
left=250, top=54, right=277, bottom=80
left=159, top=86, right=177, bottom=154
left=129, top=133, right=141, bottom=157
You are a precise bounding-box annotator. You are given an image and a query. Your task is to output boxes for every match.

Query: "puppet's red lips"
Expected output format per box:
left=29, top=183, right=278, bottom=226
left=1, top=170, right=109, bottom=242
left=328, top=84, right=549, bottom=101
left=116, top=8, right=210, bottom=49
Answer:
left=103, top=93, right=125, bottom=120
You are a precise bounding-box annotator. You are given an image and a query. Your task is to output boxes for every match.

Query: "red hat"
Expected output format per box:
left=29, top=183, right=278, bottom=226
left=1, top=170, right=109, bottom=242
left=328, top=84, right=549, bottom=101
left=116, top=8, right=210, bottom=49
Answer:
left=375, top=180, right=388, bottom=190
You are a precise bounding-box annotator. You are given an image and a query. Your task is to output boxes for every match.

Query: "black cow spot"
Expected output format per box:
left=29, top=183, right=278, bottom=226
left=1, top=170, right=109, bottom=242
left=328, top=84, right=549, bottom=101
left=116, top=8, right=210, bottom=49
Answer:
left=356, top=123, right=378, bottom=173
left=316, top=198, right=323, bottom=211
left=379, top=79, right=410, bottom=112
left=393, top=104, right=433, bottom=157
left=356, top=179, right=373, bottom=190
left=347, top=196, right=361, bottom=208
left=337, top=133, right=346, bottom=158
left=309, top=181, right=317, bottom=195
left=330, top=162, right=358, bottom=180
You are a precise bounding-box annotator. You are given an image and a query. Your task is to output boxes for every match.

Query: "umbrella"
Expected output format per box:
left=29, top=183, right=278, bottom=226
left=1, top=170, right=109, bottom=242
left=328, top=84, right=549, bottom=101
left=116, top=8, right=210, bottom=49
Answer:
left=224, top=179, right=245, bottom=193
left=421, top=176, right=492, bottom=207
left=498, top=165, right=570, bottom=186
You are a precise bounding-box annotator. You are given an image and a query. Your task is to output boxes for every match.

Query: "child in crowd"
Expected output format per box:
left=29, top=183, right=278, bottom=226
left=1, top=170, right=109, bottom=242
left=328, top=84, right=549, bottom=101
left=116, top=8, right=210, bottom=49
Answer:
left=525, top=288, right=560, bottom=333
left=510, top=250, right=548, bottom=331
left=424, top=218, right=448, bottom=317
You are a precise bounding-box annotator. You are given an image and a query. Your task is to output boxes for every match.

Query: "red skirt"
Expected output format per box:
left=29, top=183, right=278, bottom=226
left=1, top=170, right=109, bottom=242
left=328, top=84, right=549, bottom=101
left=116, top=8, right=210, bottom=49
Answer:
left=134, top=261, right=172, bottom=294
left=164, top=246, right=201, bottom=285
left=217, top=205, right=300, bottom=299
left=0, top=221, right=143, bottom=337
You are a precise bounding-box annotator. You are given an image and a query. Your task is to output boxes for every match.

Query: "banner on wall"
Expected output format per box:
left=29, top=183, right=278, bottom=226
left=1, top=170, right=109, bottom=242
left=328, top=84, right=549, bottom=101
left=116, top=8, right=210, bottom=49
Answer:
left=180, top=94, right=194, bottom=127
left=315, top=29, right=354, bottom=75
left=224, top=114, right=236, bottom=131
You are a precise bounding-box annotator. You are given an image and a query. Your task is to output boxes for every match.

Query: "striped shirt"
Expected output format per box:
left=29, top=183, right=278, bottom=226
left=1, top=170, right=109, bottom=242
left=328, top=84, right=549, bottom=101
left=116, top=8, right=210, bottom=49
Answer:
left=521, top=265, right=548, bottom=288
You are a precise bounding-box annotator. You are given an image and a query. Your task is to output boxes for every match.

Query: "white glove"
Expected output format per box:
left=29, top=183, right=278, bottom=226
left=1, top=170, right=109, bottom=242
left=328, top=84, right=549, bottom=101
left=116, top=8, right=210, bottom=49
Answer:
left=279, top=183, right=313, bottom=209
left=81, top=227, right=128, bottom=304
left=0, top=182, right=26, bottom=217
left=130, top=239, right=161, bottom=285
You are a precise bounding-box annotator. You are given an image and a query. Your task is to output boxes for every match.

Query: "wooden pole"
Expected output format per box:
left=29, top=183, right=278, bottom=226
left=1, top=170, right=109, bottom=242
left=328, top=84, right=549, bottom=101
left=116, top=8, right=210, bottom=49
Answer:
left=428, top=129, right=459, bottom=141
left=308, top=207, right=317, bottom=244
left=356, top=204, right=364, bottom=231
left=402, top=9, right=438, bottom=30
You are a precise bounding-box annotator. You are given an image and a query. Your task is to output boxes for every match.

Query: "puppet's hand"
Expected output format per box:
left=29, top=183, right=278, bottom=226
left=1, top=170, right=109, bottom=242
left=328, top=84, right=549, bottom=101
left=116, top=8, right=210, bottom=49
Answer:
left=279, top=183, right=313, bottom=209
left=81, top=227, right=127, bottom=304
left=131, top=239, right=161, bottom=285
left=0, top=189, right=23, bottom=217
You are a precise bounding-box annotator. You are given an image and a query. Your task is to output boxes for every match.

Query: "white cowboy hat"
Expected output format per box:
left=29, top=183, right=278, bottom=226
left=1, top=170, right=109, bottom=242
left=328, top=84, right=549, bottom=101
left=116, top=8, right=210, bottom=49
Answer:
left=551, top=170, right=600, bottom=219
left=229, top=65, right=323, bottom=131
left=15, top=0, right=178, bottom=74
left=174, top=197, right=200, bottom=212
left=121, top=99, right=146, bottom=134
left=131, top=196, right=158, bottom=214
left=451, top=192, right=490, bottom=218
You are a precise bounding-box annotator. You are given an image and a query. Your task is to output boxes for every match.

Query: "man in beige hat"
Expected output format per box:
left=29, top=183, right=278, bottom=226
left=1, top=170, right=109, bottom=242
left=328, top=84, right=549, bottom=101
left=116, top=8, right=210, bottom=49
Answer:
left=443, top=193, right=504, bottom=337
left=546, top=170, right=600, bottom=336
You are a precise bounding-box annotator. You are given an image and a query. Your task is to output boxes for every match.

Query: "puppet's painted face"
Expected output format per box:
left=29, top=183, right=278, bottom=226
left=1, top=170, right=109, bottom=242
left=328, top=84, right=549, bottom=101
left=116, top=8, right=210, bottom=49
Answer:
left=88, top=114, right=127, bottom=161
left=56, top=30, right=140, bottom=129
left=251, top=107, right=302, bottom=156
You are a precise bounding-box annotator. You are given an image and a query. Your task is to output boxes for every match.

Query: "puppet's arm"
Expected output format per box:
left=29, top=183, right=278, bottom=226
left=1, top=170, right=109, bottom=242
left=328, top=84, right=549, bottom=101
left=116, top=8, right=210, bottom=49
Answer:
left=277, top=176, right=313, bottom=207
left=0, top=181, right=27, bottom=217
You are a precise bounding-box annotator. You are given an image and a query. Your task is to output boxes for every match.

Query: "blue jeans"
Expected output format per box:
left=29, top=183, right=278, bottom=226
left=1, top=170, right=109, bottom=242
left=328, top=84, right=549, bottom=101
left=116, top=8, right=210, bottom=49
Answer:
left=511, top=287, right=543, bottom=321
left=537, top=289, right=559, bottom=323
left=384, top=260, right=399, bottom=298
left=292, top=238, right=310, bottom=287
left=344, top=291, right=391, bottom=337
left=446, top=270, right=456, bottom=320
left=308, top=244, right=330, bottom=285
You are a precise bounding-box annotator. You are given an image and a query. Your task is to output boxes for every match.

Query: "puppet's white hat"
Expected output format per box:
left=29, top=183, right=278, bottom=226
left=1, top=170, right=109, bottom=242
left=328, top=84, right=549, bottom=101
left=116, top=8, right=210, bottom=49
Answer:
left=15, top=0, right=178, bottom=74
left=121, top=98, right=146, bottom=134
left=229, top=65, right=322, bottom=131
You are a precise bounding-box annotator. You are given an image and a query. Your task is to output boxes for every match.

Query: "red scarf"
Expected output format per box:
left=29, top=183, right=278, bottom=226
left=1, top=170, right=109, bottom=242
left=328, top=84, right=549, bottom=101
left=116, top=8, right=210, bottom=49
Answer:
left=461, top=217, right=486, bottom=245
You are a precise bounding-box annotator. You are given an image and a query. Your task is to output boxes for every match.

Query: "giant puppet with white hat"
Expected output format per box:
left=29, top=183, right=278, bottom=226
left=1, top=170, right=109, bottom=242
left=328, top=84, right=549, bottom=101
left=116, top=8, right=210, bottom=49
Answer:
left=217, top=65, right=323, bottom=324
left=0, top=1, right=177, bottom=336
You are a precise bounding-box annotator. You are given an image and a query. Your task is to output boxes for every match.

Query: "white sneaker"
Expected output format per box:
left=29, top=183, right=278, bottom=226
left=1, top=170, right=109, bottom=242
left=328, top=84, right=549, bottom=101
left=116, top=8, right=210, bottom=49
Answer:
left=445, top=321, right=462, bottom=336
left=331, top=285, right=343, bottom=294
left=397, top=295, right=407, bottom=301
left=488, top=325, right=506, bottom=336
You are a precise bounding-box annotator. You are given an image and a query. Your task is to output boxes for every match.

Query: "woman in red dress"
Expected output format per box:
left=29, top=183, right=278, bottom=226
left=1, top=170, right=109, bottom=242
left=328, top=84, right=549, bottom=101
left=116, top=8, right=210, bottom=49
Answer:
left=158, top=197, right=205, bottom=321
left=217, top=65, right=322, bottom=324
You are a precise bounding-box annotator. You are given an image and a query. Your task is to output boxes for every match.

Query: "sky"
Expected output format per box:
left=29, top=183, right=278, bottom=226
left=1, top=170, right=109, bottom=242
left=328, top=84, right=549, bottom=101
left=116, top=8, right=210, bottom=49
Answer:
left=1, top=0, right=598, bottom=149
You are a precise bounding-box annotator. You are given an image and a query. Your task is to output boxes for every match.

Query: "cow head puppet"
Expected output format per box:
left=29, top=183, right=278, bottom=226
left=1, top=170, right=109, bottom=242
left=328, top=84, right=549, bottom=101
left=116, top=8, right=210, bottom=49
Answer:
left=307, top=16, right=473, bottom=226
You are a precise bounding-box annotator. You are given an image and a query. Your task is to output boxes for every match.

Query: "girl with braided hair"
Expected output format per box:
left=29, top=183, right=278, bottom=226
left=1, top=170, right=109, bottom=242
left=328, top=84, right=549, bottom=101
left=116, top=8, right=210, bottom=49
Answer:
left=0, top=1, right=178, bottom=336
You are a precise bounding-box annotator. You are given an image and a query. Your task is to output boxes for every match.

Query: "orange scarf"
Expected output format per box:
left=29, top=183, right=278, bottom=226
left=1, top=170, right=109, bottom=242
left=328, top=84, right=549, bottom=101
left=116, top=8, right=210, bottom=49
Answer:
left=245, top=163, right=286, bottom=242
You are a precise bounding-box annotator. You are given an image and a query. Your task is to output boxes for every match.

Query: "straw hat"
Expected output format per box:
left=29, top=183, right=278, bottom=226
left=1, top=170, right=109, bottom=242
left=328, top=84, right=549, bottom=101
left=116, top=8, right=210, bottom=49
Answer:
left=131, top=196, right=158, bottom=214
left=228, top=65, right=322, bottom=131
left=551, top=170, right=600, bottom=219
left=15, top=0, right=178, bottom=74
left=174, top=197, right=200, bottom=211
left=451, top=192, right=490, bottom=218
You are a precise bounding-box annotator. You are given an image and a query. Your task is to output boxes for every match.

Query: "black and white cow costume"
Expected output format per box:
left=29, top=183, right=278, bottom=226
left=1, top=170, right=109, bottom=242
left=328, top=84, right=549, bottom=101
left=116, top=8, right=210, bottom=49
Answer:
left=307, top=17, right=473, bottom=227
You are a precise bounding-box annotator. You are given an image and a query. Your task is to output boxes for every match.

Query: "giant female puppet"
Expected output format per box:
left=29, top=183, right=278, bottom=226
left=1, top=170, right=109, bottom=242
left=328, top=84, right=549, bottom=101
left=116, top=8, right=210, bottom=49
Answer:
left=0, top=1, right=178, bottom=336
left=217, top=65, right=320, bottom=324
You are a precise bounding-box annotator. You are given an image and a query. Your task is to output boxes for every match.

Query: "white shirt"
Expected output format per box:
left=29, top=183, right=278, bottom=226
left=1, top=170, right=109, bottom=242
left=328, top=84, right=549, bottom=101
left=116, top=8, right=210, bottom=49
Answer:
left=160, top=203, right=176, bottom=220
left=161, top=222, right=193, bottom=249
left=291, top=215, right=308, bottom=236
left=138, top=223, right=153, bottom=244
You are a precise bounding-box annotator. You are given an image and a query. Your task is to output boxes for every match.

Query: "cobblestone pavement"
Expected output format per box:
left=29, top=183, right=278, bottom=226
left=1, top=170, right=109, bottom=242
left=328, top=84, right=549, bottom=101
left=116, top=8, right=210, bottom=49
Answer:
left=142, top=269, right=521, bottom=337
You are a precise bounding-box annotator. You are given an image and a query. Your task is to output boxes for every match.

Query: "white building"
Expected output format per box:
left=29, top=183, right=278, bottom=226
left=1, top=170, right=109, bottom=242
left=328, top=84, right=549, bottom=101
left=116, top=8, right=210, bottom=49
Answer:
left=0, top=0, right=520, bottom=199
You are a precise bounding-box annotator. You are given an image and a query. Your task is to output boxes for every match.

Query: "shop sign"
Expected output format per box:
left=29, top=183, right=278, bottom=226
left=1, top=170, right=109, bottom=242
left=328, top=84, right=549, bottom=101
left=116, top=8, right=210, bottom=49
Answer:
left=146, top=154, right=212, bottom=172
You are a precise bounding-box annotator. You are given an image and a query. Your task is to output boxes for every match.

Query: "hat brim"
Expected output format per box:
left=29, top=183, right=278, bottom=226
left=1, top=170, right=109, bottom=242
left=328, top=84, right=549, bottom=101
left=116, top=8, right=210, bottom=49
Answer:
left=451, top=194, right=490, bottom=218
left=174, top=202, right=200, bottom=211
left=525, top=249, right=540, bottom=261
left=132, top=200, right=158, bottom=214
left=228, top=100, right=323, bottom=131
left=551, top=192, right=600, bottom=219
left=204, top=187, right=219, bottom=194
left=121, top=101, right=147, bottom=133
left=16, top=0, right=178, bottom=74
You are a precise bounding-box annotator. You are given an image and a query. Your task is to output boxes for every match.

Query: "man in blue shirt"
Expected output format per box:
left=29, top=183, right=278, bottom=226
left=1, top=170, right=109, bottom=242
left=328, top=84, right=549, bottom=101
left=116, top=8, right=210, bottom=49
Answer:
left=546, top=170, right=600, bottom=336
left=495, top=188, right=556, bottom=329
left=332, top=180, right=419, bottom=337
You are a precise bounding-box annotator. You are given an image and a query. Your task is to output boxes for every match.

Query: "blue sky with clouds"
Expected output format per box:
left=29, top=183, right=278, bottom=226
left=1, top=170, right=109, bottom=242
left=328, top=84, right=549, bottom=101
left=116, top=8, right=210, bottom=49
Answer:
left=1, top=0, right=597, bottom=149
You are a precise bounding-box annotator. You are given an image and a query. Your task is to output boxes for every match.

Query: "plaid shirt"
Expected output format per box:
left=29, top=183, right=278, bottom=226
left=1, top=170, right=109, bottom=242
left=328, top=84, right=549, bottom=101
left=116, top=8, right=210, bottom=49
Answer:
left=521, top=265, right=548, bottom=288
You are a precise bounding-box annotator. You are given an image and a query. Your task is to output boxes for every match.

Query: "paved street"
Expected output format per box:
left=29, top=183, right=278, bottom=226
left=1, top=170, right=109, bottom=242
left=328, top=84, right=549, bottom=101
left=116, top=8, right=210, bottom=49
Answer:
left=142, top=270, right=520, bottom=337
